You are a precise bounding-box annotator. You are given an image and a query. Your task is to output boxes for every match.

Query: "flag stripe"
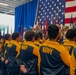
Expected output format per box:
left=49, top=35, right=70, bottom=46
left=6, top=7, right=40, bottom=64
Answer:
left=65, top=6, right=76, bottom=13
left=65, top=0, right=76, bottom=26
left=66, top=1, right=76, bottom=7
left=66, top=0, right=75, bottom=2
left=65, top=18, right=75, bottom=23
left=65, top=12, right=76, bottom=18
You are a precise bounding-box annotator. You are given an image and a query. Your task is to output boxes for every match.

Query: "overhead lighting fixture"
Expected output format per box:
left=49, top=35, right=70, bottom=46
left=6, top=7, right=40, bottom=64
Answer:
left=0, top=2, right=9, bottom=6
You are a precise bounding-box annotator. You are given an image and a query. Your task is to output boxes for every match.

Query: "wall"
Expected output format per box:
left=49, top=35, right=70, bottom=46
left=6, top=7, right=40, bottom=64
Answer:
left=0, top=13, right=14, bottom=35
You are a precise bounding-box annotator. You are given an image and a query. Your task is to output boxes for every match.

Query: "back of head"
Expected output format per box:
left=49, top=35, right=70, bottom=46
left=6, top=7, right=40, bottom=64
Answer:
left=66, top=28, right=76, bottom=40
left=4, top=34, right=11, bottom=40
left=48, top=24, right=59, bottom=40
left=12, top=32, right=19, bottom=40
left=25, top=30, right=35, bottom=41
left=35, top=33, right=40, bottom=40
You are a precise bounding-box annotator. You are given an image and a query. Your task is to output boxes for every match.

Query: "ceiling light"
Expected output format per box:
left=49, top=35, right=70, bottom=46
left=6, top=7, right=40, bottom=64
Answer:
left=0, top=3, right=9, bottom=6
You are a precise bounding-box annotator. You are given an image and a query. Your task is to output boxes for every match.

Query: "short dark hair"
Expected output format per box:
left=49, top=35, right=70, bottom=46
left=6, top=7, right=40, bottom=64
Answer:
left=48, top=24, right=59, bottom=39
left=4, top=34, right=11, bottom=40
left=12, top=32, right=19, bottom=40
left=25, top=30, right=35, bottom=41
left=35, top=33, right=40, bottom=40
left=66, top=28, right=76, bottom=40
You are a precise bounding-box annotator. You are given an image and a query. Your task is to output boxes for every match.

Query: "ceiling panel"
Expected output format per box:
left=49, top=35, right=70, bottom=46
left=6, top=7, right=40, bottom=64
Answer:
left=0, top=0, right=32, bottom=15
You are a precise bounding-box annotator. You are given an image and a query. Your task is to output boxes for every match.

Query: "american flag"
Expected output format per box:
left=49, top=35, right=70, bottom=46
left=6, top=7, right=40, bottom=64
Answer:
left=65, top=0, right=76, bottom=27
left=36, top=0, right=76, bottom=28
left=36, top=0, right=65, bottom=29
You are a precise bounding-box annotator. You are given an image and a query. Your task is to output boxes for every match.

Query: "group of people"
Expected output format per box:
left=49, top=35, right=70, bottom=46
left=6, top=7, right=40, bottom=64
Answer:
left=0, top=24, right=76, bottom=75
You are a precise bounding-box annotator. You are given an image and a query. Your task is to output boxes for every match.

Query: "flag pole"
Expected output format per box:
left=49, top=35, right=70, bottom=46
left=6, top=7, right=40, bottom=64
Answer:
left=34, top=0, right=39, bottom=26
left=75, top=15, right=76, bottom=21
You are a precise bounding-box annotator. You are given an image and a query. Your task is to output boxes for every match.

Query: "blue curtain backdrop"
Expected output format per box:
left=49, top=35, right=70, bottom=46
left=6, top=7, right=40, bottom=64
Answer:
left=15, top=0, right=38, bottom=32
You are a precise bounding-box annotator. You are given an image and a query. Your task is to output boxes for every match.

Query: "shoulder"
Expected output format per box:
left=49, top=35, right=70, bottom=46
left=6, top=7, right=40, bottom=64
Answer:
left=58, top=45, right=68, bottom=53
left=41, top=42, right=67, bottom=53
left=11, top=40, right=20, bottom=47
left=31, top=43, right=39, bottom=49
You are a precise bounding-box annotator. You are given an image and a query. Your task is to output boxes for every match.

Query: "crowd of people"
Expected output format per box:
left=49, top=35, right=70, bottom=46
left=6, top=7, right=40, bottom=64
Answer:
left=0, top=24, right=76, bottom=75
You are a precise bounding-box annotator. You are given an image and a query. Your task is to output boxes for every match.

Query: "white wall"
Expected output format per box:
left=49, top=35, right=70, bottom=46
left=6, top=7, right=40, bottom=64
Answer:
left=0, top=13, right=14, bottom=35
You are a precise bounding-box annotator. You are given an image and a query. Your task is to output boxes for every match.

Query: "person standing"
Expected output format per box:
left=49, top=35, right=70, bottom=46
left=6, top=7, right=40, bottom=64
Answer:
left=35, top=25, right=42, bottom=33
left=20, top=30, right=39, bottom=75
left=5, top=32, right=21, bottom=75
left=70, top=48, right=76, bottom=75
left=39, top=25, right=71, bottom=75
left=63, top=28, right=76, bottom=55
left=62, top=28, right=76, bottom=75
left=1, top=34, right=11, bottom=75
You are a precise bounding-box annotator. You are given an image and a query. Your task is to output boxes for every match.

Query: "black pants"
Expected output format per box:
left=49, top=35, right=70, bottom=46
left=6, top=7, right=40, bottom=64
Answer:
left=1, top=61, right=7, bottom=75
left=20, top=73, right=38, bottom=75
left=7, top=66, right=19, bottom=75
left=20, top=71, right=39, bottom=75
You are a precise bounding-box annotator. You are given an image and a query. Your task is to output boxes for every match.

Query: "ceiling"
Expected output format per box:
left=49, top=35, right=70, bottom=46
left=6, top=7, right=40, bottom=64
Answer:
left=0, top=0, right=32, bottom=15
